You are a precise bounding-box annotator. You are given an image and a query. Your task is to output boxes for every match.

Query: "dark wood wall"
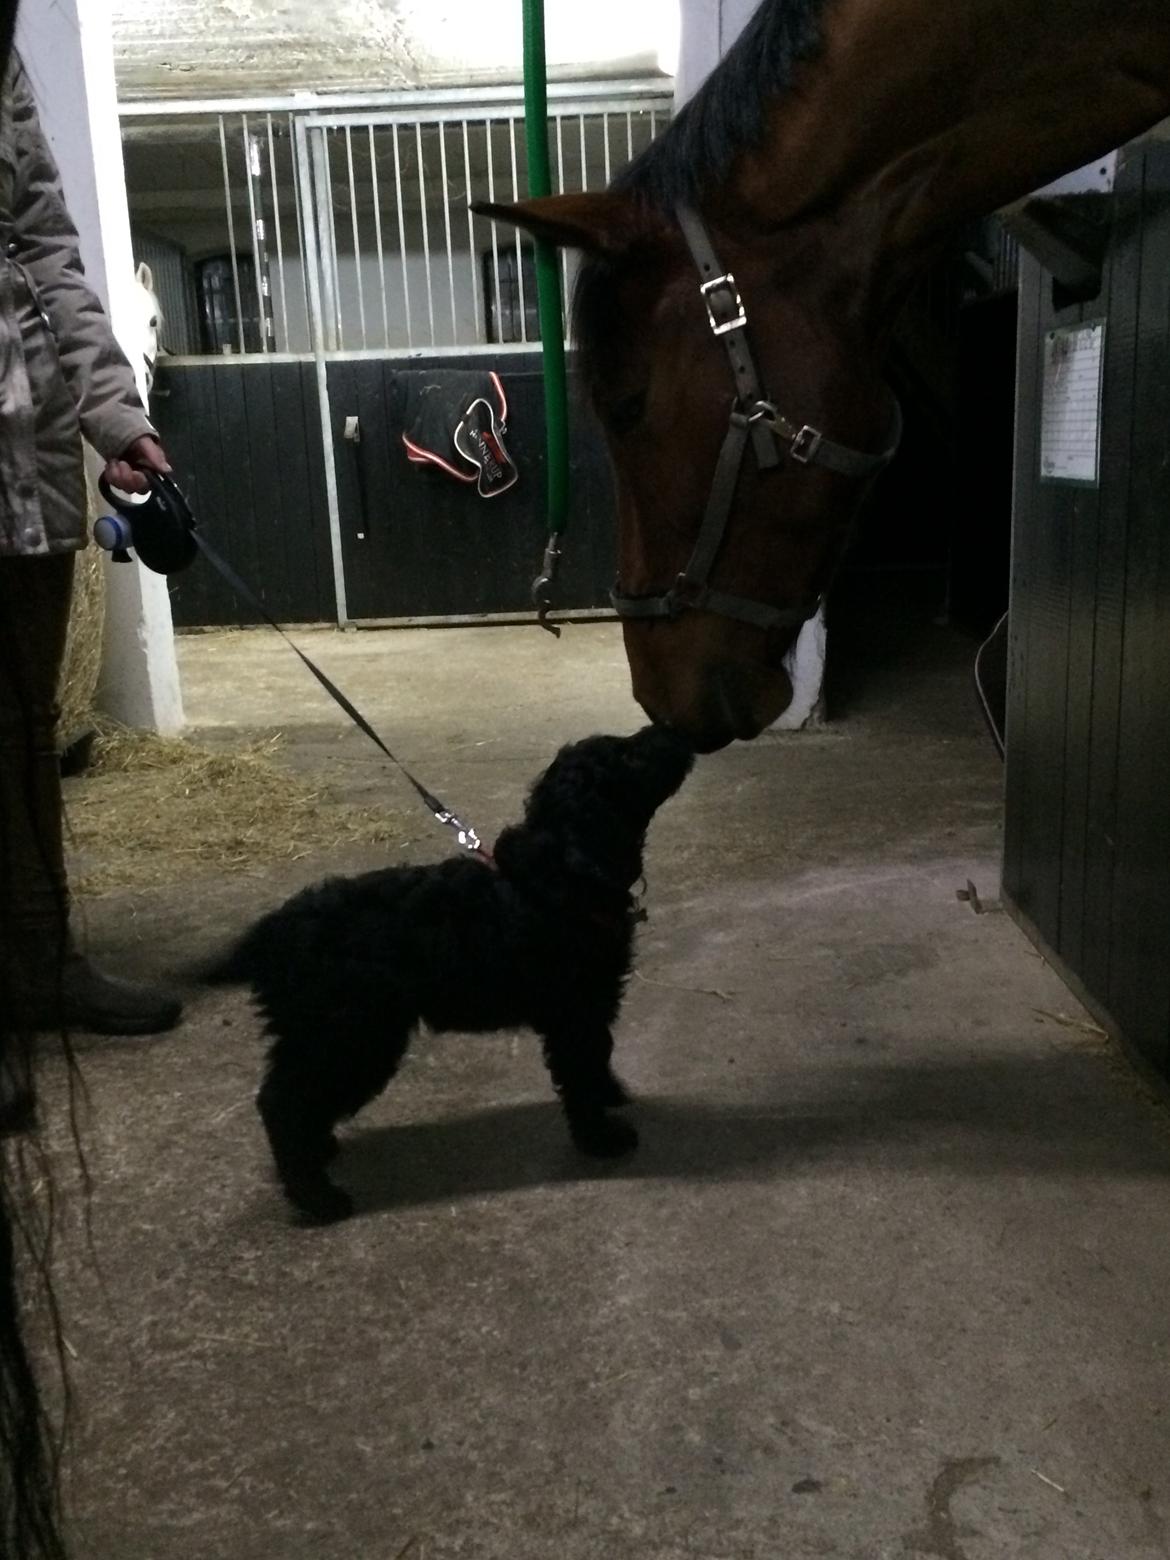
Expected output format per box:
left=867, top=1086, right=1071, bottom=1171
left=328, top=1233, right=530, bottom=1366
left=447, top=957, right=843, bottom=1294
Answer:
left=1004, top=137, right=1170, bottom=1072
left=150, top=352, right=616, bottom=628
left=327, top=354, right=616, bottom=620
left=153, top=360, right=336, bottom=627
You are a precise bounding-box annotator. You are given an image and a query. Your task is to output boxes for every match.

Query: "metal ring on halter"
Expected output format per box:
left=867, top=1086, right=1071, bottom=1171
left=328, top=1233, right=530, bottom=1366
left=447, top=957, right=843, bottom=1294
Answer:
left=744, top=399, right=778, bottom=423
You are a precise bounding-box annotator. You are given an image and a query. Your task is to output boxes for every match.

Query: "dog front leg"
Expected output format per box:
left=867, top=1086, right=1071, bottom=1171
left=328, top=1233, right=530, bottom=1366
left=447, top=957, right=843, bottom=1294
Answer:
left=556, top=1024, right=632, bottom=1107
left=540, top=1027, right=639, bottom=1158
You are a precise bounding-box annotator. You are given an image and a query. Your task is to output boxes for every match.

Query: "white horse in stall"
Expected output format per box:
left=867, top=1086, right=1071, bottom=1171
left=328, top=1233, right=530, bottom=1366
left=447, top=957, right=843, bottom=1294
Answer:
left=130, top=260, right=165, bottom=408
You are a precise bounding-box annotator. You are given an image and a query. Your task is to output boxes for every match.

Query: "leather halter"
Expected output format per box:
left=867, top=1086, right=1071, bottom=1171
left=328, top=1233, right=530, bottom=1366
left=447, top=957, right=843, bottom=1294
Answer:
left=610, top=204, right=902, bottom=633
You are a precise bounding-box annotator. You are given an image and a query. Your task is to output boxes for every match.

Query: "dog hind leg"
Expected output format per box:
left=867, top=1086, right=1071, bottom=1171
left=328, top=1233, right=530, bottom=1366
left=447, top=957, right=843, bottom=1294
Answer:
left=257, top=1070, right=352, bottom=1223
left=258, top=1011, right=413, bottom=1223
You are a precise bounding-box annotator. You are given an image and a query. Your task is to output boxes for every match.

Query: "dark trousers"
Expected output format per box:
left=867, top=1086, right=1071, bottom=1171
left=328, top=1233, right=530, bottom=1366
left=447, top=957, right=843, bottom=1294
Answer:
left=0, top=554, right=74, bottom=947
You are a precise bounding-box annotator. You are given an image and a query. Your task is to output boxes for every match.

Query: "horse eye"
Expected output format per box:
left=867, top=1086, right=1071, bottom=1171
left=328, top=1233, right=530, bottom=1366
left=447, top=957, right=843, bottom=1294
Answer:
left=607, top=390, right=646, bottom=436
left=149, top=316, right=159, bottom=328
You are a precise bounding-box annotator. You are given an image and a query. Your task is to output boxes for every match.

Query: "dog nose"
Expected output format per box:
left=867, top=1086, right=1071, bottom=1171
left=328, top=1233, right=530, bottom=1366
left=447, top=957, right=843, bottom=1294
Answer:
left=633, top=722, right=694, bottom=761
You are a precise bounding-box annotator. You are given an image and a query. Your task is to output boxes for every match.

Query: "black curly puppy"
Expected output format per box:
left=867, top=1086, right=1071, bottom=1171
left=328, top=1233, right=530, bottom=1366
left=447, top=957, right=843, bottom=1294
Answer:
left=204, top=725, right=693, bottom=1222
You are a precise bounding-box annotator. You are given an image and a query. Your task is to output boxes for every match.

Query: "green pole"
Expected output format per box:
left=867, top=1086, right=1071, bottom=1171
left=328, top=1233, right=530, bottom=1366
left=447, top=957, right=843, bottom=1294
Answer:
left=522, top=0, right=570, bottom=629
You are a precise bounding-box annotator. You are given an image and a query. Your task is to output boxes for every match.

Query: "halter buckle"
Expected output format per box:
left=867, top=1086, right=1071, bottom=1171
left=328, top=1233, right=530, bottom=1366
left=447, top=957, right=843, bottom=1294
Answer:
left=790, top=424, right=824, bottom=464
left=700, top=273, right=747, bottom=337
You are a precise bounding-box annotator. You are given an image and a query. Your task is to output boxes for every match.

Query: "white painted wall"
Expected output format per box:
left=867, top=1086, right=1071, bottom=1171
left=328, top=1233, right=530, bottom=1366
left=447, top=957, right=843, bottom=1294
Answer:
left=112, top=0, right=680, bottom=99
left=17, top=1, right=184, bottom=734
left=676, top=0, right=826, bottom=731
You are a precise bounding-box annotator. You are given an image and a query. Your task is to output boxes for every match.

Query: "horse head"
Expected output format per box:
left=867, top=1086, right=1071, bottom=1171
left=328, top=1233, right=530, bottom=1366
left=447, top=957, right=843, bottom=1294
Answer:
left=479, top=190, right=897, bottom=751
left=477, top=0, right=1170, bottom=752
left=132, top=260, right=164, bottom=406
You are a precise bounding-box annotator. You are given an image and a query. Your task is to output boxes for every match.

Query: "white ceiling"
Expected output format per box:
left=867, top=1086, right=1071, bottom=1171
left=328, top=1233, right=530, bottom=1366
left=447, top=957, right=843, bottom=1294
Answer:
left=112, top=0, right=678, bottom=101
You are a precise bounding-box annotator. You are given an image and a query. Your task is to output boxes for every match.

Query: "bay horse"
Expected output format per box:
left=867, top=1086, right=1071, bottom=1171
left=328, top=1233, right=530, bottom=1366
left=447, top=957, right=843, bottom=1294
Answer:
left=478, top=0, right=1170, bottom=750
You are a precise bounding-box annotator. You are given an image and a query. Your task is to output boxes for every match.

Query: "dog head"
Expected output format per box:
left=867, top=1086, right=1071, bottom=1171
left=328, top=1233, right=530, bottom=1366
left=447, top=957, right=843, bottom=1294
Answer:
left=493, top=725, right=694, bottom=906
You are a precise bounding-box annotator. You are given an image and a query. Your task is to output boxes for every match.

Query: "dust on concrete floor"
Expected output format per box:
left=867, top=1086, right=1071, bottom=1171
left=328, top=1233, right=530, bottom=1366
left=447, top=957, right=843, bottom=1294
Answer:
left=44, top=614, right=1170, bottom=1560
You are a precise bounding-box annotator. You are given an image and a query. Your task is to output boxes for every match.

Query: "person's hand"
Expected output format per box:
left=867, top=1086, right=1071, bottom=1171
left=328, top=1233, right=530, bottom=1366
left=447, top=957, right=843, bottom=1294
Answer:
left=103, top=434, right=172, bottom=496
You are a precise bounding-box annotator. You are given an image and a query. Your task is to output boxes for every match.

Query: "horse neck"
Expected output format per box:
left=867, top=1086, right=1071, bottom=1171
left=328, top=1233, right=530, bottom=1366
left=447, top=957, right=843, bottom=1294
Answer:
left=723, top=0, right=1170, bottom=317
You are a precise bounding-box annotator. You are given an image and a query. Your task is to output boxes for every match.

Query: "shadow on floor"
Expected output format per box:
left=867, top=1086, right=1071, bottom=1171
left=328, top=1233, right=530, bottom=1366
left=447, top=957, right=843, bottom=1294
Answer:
left=323, top=1049, right=1170, bottom=1220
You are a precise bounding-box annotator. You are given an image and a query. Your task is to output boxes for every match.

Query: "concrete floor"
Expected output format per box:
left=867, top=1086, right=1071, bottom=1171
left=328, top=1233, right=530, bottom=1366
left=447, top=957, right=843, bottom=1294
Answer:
left=46, top=604, right=1170, bottom=1560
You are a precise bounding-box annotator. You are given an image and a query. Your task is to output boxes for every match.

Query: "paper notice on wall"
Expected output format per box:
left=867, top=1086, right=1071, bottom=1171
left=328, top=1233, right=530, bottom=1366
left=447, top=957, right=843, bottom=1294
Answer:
left=1040, top=322, right=1105, bottom=484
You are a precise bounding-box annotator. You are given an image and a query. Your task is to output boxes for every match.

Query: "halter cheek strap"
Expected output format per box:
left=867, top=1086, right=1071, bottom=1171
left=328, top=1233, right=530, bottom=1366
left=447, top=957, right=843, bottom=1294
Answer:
left=610, top=203, right=902, bottom=632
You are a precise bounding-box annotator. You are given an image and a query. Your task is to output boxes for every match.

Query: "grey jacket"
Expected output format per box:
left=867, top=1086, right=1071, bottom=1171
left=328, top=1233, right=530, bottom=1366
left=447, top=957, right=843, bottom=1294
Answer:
left=0, top=54, right=153, bottom=557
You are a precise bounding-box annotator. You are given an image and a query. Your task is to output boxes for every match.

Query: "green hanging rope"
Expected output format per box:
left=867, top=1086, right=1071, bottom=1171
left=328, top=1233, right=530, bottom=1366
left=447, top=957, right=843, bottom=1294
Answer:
left=522, top=0, right=570, bottom=633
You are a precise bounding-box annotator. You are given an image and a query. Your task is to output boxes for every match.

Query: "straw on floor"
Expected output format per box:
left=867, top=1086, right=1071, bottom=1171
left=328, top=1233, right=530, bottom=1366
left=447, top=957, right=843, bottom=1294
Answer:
left=64, top=722, right=414, bottom=896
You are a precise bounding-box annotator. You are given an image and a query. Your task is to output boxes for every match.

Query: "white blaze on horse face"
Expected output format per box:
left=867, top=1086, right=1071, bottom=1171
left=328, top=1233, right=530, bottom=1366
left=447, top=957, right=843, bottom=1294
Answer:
left=132, top=260, right=163, bottom=409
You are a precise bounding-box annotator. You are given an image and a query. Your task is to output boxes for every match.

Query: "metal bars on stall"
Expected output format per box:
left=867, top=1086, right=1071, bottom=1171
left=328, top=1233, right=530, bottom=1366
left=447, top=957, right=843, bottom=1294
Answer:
left=119, top=83, right=671, bottom=363
left=300, top=93, right=669, bottom=356
left=216, top=114, right=247, bottom=354
left=204, top=110, right=308, bottom=353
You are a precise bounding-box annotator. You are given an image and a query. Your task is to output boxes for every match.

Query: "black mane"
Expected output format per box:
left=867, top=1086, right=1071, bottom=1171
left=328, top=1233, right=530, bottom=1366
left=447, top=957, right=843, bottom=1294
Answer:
left=618, top=0, right=824, bottom=209
left=573, top=0, right=825, bottom=366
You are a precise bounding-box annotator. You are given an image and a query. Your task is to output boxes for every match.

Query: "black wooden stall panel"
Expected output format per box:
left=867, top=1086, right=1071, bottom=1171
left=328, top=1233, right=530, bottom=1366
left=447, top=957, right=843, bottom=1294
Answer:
left=150, top=353, right=616, bottom=626
left=150, top=359, right=336, bottom=628
left=1004, top=138, right=1170, bottom=1072
left=326, top=352, right=615, bottom=621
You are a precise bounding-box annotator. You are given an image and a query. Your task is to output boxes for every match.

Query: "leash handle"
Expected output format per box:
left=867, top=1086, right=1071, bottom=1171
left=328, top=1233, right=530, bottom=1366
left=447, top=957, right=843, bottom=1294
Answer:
left=97, top=474, right=151, bottom=510
left=96, top=470, right=200, bottom=575
left=189, top=531, right=488, bottom=860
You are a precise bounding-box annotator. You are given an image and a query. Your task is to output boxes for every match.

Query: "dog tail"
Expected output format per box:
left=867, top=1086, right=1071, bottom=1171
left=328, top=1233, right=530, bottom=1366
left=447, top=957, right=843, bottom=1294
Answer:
left=191, top=921, right=268, bottom=986
left=193, top=876, right=342, bottom=986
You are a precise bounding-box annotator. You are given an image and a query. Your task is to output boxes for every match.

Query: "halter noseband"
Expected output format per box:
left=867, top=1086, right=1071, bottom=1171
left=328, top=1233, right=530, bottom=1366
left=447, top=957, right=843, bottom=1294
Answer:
left=610, top=204, right=902, bottom=633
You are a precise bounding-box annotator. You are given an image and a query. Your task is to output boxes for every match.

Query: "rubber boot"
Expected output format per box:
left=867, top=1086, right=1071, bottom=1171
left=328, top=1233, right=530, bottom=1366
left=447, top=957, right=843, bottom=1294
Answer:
left=7, top=932, right=183, bottom=1036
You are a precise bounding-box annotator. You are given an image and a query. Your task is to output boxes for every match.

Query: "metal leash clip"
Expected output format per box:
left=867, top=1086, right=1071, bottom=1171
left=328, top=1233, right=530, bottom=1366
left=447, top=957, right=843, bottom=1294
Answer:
left=433, top=810, right=485, bottom=857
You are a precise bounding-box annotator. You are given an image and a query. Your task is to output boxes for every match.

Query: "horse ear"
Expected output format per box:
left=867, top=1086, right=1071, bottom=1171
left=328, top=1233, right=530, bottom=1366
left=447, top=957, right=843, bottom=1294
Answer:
left=472, top=192, right=650, bottom=255
left=136, top=261, right=154, bottom=290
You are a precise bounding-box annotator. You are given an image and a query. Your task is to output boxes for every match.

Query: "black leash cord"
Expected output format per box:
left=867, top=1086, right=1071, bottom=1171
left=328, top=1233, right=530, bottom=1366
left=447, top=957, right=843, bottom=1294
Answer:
left=189, top=532, right=488, bottom=860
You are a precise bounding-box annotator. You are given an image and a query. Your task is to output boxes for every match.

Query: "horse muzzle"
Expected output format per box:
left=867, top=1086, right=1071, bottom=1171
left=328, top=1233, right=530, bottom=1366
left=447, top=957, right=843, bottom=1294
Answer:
left=625, top=625, right=795, bottom=751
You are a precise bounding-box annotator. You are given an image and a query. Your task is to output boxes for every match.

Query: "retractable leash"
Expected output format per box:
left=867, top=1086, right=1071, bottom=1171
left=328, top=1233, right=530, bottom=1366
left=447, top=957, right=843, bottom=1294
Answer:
left=95, top=472, right=491, bottom=862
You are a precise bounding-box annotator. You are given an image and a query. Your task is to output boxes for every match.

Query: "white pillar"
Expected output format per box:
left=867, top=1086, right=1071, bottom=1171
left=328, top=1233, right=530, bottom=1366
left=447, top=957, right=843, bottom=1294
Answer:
left=16, top=4, right=184, bottom=735
left=675, top=0, right=827, bottom=730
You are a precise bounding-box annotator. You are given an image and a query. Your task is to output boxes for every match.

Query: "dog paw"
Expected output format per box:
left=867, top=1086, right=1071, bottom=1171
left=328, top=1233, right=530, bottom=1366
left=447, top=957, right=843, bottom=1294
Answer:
left=574, top=1115, right=639, bottom=1158
left=287, top=1180, right=354, bottom=1225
